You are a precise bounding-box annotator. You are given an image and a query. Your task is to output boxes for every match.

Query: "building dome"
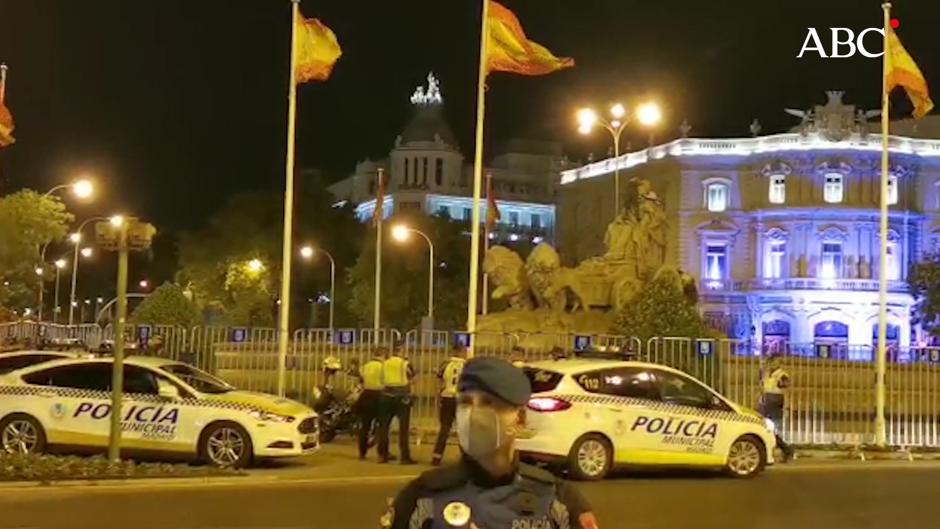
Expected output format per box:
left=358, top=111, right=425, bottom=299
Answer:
left=398, top=72, right=458, bottom=148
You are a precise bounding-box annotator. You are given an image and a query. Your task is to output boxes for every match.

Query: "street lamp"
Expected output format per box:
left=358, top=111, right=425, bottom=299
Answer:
left=34, top=265, right=44, bottom=321
left=390, top=224, right=435, bottom=327
left=299, top=244, right=336, bottom=330
left=45, top=178, right=94, bottom=200
left=53, top=258, right=67, bottom=323
left=577, top=100, right=662, bottom=213
left=138, top=279, right=150, bottom=290
left=68, top=216, right=108, bottom=325
left=81, top=247, right=93, bottom=258
left=247, top=259, right=264, bottom=274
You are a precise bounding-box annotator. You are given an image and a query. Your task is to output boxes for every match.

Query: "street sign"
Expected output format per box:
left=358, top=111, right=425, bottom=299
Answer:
left=573, top=335, right=591, bottom=352
left=136, top=325, right=151, bottom=339
left=696, top=340, right=713, bottom=356
left=453, top=332, right=471, bottom=348
left=231, top=327, right=248, bottom=343
left=336, top=329, right=355, bottom=345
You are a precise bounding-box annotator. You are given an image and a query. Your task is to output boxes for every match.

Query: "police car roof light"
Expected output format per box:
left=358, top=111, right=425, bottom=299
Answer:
left=527, top=397, right=571, bottom=412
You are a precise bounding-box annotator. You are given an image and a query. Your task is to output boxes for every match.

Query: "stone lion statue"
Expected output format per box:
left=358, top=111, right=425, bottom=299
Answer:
left=483, top=246, right=533, bottom=310
left=525, top=244, right=567, bottom=311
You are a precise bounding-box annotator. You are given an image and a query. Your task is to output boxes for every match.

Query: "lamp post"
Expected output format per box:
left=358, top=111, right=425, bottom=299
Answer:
left=34, top=266, right=44, bottom=322
left=53, top=258, right=67, bottom=323
left=300, top=245, right=336, bottom=330
left=68, top=216, right=107, bottom=325
left=577, top=101, right=662, bottom=214
left=391, top=224, right=435, bottom=328
left=45, top=178, right=94, bottom=200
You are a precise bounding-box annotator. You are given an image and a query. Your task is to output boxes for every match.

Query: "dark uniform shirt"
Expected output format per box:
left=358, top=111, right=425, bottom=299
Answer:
left=385, top=456, right=595, bottom=529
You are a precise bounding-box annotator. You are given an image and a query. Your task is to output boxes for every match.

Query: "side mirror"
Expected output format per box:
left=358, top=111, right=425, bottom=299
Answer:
left=158, top=380, right=181, bottom=400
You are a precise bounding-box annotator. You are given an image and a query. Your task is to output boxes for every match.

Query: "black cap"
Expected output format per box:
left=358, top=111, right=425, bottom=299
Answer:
left=458, top=357, right=531, bottom=406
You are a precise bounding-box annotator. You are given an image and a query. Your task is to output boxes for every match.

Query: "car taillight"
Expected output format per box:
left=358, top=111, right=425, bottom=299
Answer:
left=527, top=397, right=571, bottom=412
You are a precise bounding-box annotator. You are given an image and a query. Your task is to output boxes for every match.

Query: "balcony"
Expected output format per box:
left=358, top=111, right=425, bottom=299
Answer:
left=700, top=278, right=909, bottom=294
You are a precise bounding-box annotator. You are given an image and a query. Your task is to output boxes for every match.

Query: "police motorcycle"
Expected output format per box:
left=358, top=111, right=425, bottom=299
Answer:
left=311, top=356, right=374, bottom=444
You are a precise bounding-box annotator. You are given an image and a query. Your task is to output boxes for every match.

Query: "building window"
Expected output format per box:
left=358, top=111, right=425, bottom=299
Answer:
left=435, top=159, right=443, bottom=186
left=820, top=242, right=843, bottom=278
left=766, top=240, right=786, bottom=279
left=462, top=207, right=472, bottom=222
left=887, top=175, right=898, bottom=205
left=531, top=213, right=542, bottom=229
left=403, top=159, right=409, bottom=185
left=705, top=244, right=728, bottom=280
left=422, top=158, right=428, bottom=186
left=509, top=211, right=519, bottom=226
left=886, top=240, right=900, bottom=280
left=824, top=173, right=843, bottom=203
left=437, top=205, right=449, bottom=217
left=769, top=175, right=786, bottom=204
left=413, top=157, right=418, bottom=181
left=706, top=183, right=728, bottom=212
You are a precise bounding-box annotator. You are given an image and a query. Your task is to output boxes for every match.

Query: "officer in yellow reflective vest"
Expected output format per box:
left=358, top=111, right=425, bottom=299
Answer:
left=378, top=345, right=417, bottom=464
left=358, top=348, right=387, bottom=460
left=759, top=354, right=794, bottom=462
left=431, top=344, right=467, bottom=466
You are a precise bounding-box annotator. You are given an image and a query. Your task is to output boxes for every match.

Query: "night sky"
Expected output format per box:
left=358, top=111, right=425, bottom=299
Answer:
left=1, top=0, right=939, bottom=232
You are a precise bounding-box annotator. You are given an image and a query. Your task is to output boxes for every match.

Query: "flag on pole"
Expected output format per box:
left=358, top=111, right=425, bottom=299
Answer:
left=485, top=174, right=501, bottom=231
left=885, top=25, right=933, bottom=119
left=372, top=170, right=385, bottom=226
left=0, top=65, right=14, bottom=148
left=294, top=16, right=342, bottom=84
left=486, top=1, right=574, bottom=76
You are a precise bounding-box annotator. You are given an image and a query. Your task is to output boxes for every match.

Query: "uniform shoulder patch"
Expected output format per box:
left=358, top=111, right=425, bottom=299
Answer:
left=518, top=463, right=556, bottom=484
left=419, top=463, right=469, bottom=491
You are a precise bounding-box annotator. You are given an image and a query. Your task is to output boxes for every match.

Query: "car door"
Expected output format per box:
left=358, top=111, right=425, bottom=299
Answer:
left=649, top=369, right=730, bottom=466
left=120, top=365, right=193, bottom=453
left=21, top=362, right=113, bottom=448
left=577, top=367, right=671, bottom=465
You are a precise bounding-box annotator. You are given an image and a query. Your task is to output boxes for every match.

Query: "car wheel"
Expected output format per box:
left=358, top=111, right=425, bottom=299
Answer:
left=0, top=414, right=47, bottom=455
left=567, top=434, right=612, bottom=481
left=200, top=422, right=253, bottom=469
left=726, top=435, right=766, bottom=478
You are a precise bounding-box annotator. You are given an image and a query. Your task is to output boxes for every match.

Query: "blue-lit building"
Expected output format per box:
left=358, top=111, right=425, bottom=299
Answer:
left=328, top=73, right=568, bottom=245
left=559, top=92, right=940, bottom=353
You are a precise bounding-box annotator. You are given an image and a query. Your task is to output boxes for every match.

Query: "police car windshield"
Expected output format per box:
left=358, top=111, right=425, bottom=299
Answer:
left=160, top=363, right=234, bottom=394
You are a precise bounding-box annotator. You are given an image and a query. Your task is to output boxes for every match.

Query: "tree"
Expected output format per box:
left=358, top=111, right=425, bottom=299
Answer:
left=347, top=213, right=469, bottom=330
left=131, top=282, right=201, bottom=328
left=909, top=252, right=940, bottom=341
left=0, top=190, right=73, bottom=310
left=614, top=267, right=705, bottom=341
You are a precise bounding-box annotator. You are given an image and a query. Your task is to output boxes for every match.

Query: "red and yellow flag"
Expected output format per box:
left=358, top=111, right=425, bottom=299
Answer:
left=485, top=174, right=501, bottom=230
left=487, top=1, right=573, bottom=76
left=372, top=170, right=385, bottom=226
left=885, top=26, right=933, bottom=119
left=294, top=16, right=342, bottom=84
left=0, top=102, right=13, bottom=148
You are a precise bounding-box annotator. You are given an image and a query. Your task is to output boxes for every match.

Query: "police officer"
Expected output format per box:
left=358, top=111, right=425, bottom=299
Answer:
left=431, top=344, right=467, bottom=466
left=382, top=357, right=598, bottom=529
left=358, top=348, right=387, bottom=460
left=760, top=354, right=794, bottom=462
left=378, top=345, right=417, bottom=465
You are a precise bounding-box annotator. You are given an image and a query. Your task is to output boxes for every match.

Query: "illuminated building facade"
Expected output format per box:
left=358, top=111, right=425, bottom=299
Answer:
left=559, top=92, right=940, bottom=355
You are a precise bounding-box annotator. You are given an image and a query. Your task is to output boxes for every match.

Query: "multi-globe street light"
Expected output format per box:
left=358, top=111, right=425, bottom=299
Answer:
left=577, top=101, right=662, bottom=214
left=391, top=224, right=435, bottom=327
left=299, top=245, right=336, bottom=330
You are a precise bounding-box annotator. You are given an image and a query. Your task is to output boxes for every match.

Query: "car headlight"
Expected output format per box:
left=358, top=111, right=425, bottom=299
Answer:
left=763, top=417, right=776, bottom=433
left=250, top=410, right=295, bottom=423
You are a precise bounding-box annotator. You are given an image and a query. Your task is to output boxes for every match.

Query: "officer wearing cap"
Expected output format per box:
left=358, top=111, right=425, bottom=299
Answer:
left=381, top=357, right=598, bottom=529
left=358, top=348, right=387, bottom=460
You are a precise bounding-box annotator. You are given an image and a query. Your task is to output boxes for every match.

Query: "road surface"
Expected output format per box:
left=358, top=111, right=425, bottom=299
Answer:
left=2, top=447, right=939, bottom=529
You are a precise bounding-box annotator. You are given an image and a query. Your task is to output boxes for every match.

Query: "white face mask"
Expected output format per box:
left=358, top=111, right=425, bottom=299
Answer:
left=456, top=405, right=516, bottom=461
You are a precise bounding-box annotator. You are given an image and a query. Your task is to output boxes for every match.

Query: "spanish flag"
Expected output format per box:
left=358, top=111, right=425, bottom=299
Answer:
left=885, top=26, right=933, bottom=119
left=0, top=102, right=13, bottom=148
left=485, top=174, right=501, bottom=230
left=487, top=1, right=573, bottom=76
left=294, top=16, right=342, bottom=84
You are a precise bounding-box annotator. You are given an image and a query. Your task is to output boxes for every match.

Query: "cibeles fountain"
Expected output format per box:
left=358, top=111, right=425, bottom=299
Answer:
left=477, top=178, right=683, bottom=343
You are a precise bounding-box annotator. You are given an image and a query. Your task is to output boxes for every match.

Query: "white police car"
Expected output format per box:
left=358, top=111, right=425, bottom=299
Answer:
left=0, top=356, right=318, bottom=467
left=516, top=357, right=776, bottom=480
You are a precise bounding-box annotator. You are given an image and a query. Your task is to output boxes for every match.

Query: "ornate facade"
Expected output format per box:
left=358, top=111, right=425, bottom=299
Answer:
left=329, top=73, right=568, bottom=244
left=559, top=92, right=940, bottom=355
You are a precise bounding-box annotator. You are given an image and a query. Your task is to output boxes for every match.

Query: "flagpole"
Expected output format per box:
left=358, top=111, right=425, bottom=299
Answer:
left=374, top=167, right=384, bottom=344
left=875, top=1, right=891, bottom=447
left=276, top=0, right=301, bottom=398
left=467, top=0, right=490, bottom=358
left=482, top=172, right=492, bottom=316
left=0, top=63, right=7, bottom=104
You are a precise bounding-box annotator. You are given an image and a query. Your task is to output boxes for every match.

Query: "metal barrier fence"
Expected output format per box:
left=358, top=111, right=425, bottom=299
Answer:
left=3, top=321, right=940, bottom=448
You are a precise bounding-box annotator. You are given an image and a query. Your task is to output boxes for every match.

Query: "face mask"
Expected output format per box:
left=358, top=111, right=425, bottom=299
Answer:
left=456, top=405, right=517, bottom=460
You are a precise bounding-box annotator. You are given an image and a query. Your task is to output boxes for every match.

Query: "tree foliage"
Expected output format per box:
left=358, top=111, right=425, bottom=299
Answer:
left=909, top=252, right=940, bottom=339
left=176, top=179, right=361, bottom=328
left=0, top=190, right=73, bottom=310
left=347, top=214, right=469, bottom=330
left=614, top=267, right=705, bottom=341
left=131, top=282, right=201, bottom=328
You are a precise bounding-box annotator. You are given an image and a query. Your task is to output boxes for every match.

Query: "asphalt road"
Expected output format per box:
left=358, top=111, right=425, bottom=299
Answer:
left=3, top=459, right=940, bottom=529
